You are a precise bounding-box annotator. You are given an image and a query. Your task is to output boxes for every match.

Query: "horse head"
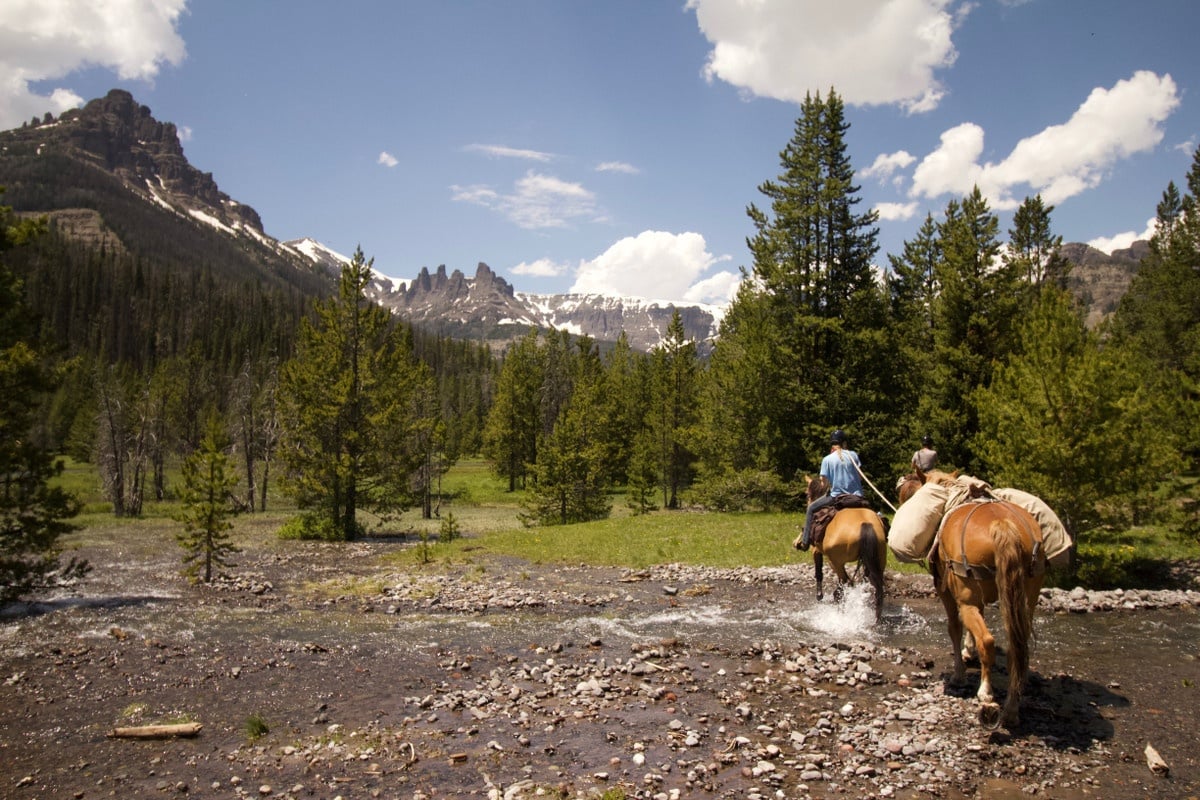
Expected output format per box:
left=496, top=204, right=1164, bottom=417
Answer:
left=804, top=474, right=830, bottom=504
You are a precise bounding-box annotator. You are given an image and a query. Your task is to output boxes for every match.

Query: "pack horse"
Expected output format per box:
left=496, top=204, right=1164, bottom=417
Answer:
left=922, top=471, right=1049, bottom=728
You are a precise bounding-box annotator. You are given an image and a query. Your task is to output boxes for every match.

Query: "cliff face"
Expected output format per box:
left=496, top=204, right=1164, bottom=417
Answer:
left=1061, top=241, right=1147, bottom=327
left=370, top=261, right=720, bottom=353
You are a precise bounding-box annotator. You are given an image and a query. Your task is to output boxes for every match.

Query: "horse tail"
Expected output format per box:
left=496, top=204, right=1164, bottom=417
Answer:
left=991, top=518, right=1032, bottom=693
left=859, top=522, right=886, bottom=617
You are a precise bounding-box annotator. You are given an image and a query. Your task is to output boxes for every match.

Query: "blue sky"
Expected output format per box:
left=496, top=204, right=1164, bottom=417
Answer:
left=3, top=1, right=1197, bottom=306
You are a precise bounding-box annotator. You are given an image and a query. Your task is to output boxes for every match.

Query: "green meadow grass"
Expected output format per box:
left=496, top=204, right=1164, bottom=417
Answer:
left=49, top=457, right=1199, bottom=587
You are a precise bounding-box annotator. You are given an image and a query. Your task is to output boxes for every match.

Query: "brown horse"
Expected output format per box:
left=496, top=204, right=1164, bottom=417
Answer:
left=897, top=467, right=925, bottom=505
left=792, top=475, right=888, bottom=622
left=924, top=471, right=1047, bottom=728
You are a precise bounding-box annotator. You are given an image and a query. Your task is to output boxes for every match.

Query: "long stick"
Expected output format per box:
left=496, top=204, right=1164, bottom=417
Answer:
left=107, top=722, right=203, bottom=739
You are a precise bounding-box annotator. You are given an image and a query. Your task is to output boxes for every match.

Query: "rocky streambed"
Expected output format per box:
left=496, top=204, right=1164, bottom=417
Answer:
left=1, top=539, right=1198, bottom=799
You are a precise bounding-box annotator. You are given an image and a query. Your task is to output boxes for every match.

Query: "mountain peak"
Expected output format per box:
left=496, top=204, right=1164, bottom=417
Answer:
left=4, top=88, right=266, bottom=236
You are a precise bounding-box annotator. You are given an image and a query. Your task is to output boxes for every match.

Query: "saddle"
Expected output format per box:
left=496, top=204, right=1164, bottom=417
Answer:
left=811, top=494, right=872, bottom=548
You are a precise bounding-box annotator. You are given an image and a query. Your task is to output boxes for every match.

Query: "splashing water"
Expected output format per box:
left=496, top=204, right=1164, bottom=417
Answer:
left=805, top=583, right=880, bottom=639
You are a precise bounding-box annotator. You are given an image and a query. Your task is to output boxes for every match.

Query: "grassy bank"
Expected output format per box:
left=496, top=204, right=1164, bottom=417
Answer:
left=51, top=457, right=1200, bottom=589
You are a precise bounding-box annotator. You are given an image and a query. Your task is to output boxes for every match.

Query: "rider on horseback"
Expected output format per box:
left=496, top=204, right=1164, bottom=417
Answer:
left=799, top=429, right=864, bottom=550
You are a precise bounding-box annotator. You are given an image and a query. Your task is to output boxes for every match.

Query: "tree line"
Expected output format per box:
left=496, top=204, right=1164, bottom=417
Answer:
left=480, top=90, right=1198, bottom=543
left=2, top=87, right=1198, bottom=599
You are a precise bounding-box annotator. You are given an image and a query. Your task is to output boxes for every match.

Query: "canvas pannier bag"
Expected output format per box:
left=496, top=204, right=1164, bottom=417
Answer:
left=888, top=479, right=950, bottom=563
left=991, top=487, right=1073, bottom=568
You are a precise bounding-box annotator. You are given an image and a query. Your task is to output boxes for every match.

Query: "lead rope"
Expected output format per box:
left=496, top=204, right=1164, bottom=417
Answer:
left=850, top=457, right=898, bottom=514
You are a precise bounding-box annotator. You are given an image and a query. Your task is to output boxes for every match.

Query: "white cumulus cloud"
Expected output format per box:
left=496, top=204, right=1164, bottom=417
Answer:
left=571, top=230, right=736, bottom=305
left=1089, top=217, right=1158, bottom=255
left=687, top=0, right=962, bottom=113
left=377, top=151, right=398, bottom=168
left=0, top=0, right=188, bottom=129
left=875, top=201, right=920, bottom=221
left=911, top=71, right=1181, bottom=210
left=596, top=161, right=640, bottom=175
left=861, top=150, right=917, bottom=182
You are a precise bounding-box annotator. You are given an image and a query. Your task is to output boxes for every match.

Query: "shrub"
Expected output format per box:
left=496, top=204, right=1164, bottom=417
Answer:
left=277, top=513, right=357, bottom=541
left=691, top=469, right=801, bottom=512
left=244, top=713, right=269, bottom=741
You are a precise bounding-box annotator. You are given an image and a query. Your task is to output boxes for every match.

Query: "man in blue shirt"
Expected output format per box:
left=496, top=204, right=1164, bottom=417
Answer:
left=798, top=429, right=864, bottom=550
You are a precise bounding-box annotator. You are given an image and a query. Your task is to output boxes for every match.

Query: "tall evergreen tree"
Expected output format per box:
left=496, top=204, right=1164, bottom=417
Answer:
left=521, top=337, right=611, bottom=526
left=694, top=278, right=787, bottom=478
left=0, top=192, right=88, bottom=602
left=976, top=288, right=1178, bottom=530
left=924, top=187, right=1015, bottom=471
left=649, top=310, right=699, bottom=509
left=597, top=331, right=643, bottom=486
left=1111, top=147, right=1200, bottom=462
left=482, top=329, right=543, bottom=491
left=702, top=89, right=880, bottom=481
left=1007, top=194, right=1070, bottom=291
left=887, top=212, right=940, bottom=330
left=277, top=247, right=433, bottom=540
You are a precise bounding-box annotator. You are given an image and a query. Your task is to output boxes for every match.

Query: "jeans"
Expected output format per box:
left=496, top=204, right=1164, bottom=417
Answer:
left=801, top=494, right=836, bottom=549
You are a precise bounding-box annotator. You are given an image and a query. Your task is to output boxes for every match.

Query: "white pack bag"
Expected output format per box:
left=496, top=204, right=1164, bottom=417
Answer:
left=888, top=480, right=949, bottom=563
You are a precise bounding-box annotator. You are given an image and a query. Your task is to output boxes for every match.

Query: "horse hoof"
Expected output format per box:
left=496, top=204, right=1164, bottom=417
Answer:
left=978, top=702, right=1002, bottom=728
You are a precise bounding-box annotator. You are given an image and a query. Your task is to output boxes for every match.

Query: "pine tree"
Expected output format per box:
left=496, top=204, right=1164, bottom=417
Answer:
left=277, top=247, right=434, bottom=540
left=976, top=288, right=1178, bottom=529
left=174, top=417, right=241, bottom=583
left=925, top=187, right=1016, bottom=471
left=521, top=338, right=611, bottom=526
left=702, top=89, right=880, bottom=481
left=0, top=192, right=88, bottom=602
left=649, top=310, right=699, bottom=509
left=887, top=213, right=941, bottom=330
left=482, top=329, right=543, bottom=492
left=695, top=279, right=787, bottom=477
left=1111, top=148, right=1200, bottom=462
left=597, top=332, right=643, bottom=486
left=1007, top=195, right=1070, bottom=290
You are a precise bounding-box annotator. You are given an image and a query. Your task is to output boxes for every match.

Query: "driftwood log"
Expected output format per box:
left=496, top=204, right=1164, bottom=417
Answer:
left=107, top=722, right=203, bottom=739
left=1145, top=743, right=1170, bottom=776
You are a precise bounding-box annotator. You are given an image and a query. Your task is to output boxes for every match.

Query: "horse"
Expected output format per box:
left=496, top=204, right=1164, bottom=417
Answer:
left=792, top=475, right=888, bottom=622
left=896, top=467, right=925, bottom=505
left=922, top=470, right=1048, bottom=728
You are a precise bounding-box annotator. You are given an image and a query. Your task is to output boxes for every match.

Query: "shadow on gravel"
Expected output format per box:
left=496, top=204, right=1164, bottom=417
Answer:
left=937, top=647, right=1128, bottom=750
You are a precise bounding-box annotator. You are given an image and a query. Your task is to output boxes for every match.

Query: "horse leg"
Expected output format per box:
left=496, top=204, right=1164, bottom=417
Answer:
left=831, top=560, right=852, bottom=604
left=938, top=584, right=968, bottom=688
left=962, top=630, right=979, bottom=664
left=958, top=604, right=996, bottom=704
left=814, top=551, right=825, bottom=601
left=863, top=527, right=887, bottom=623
